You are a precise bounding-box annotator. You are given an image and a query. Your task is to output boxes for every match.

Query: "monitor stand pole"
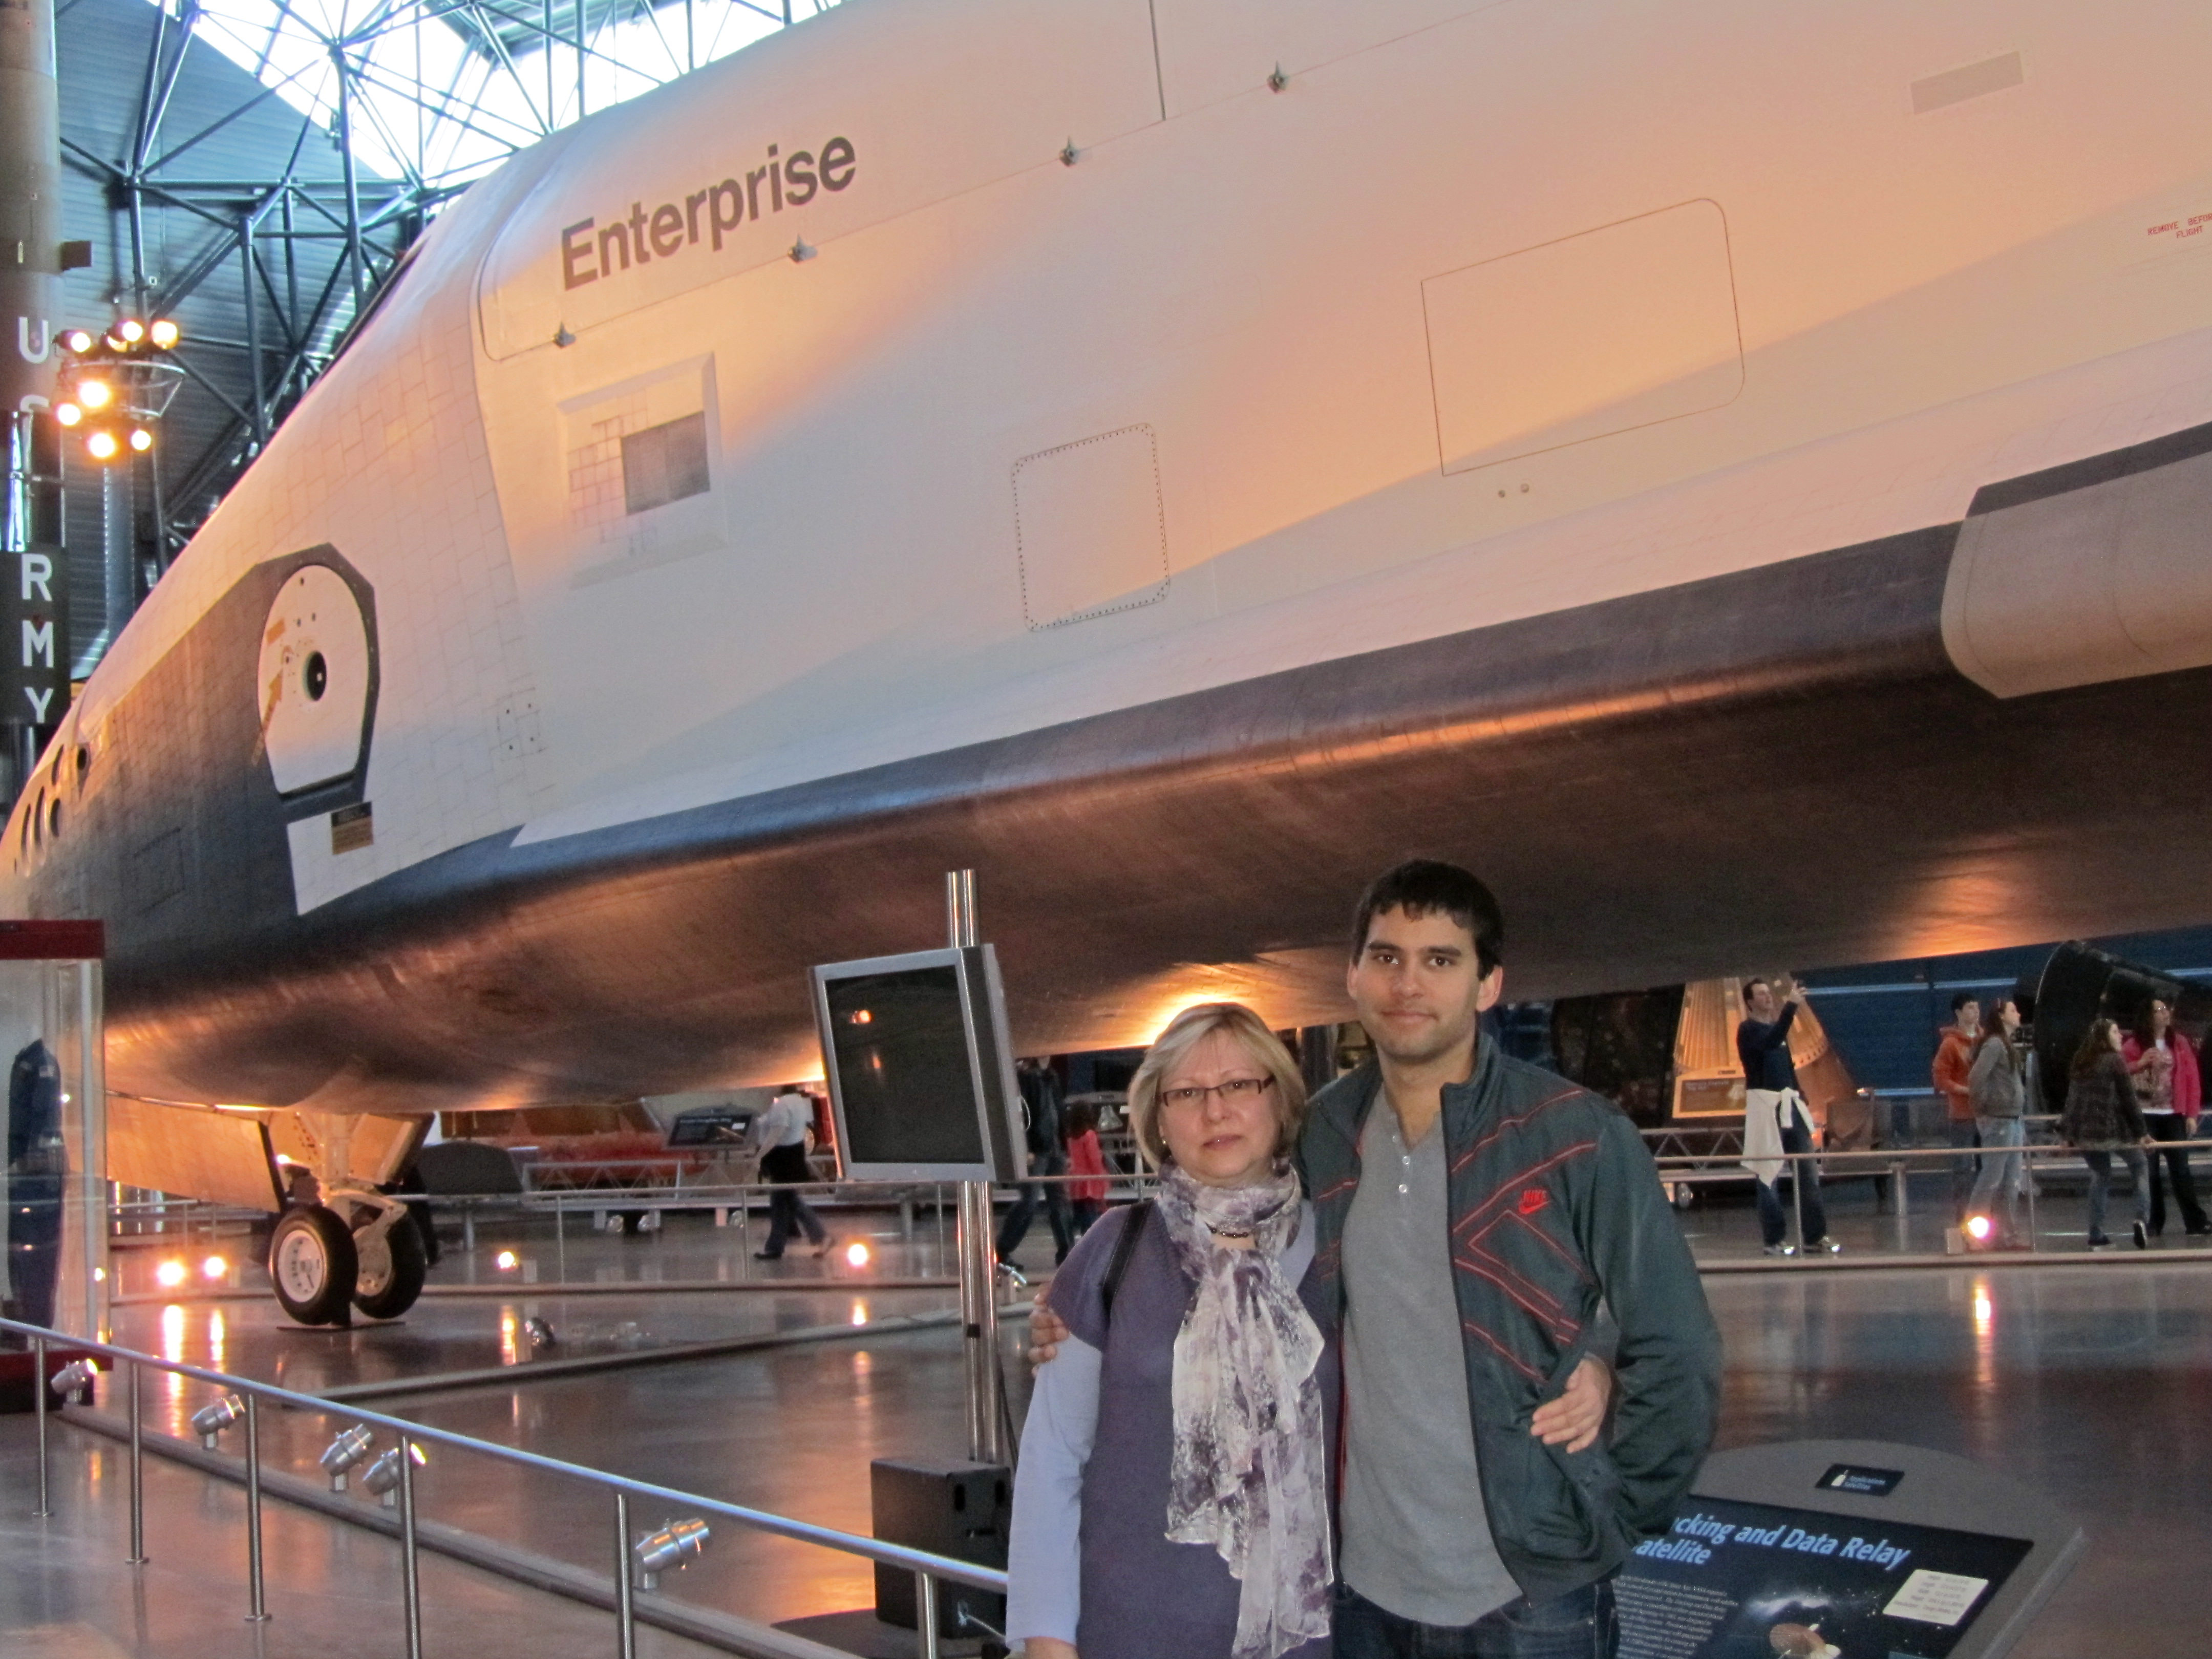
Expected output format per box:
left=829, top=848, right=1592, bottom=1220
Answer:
left=946, top=869, right=1006, bottom=1464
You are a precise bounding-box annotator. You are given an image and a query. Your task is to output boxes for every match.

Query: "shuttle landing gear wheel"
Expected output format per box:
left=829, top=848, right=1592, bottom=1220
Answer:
left=270, top=1205, right=359, bottom=1325
left=354, top=1213, right=428, bottom=1320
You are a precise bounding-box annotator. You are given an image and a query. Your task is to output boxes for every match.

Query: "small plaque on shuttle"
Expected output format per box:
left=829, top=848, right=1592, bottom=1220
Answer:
left=810, top=945, right=1026, bottom=1182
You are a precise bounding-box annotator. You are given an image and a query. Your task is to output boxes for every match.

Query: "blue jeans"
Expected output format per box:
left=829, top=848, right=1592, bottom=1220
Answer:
left=994, top=1149, right=1073, bottom=1263
left=1335, top=1581, right=1618, bottom=1658
left=2082, top=1147, right=2149, bottom=1242
left=1755, top=1112, right=1826, bottom=1248
left=1968, top=1116, right=2025, bottom=1237
left=1946, top=1118, right=1982, bottom=1216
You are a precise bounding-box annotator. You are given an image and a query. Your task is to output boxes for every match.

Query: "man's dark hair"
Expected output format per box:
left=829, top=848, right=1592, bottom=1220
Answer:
left=1743, top=976, right=1772, bottom=1002
left=1950, top=991, right=1980, bottom=1016
left=1350, top=860, right=1504, bottom=976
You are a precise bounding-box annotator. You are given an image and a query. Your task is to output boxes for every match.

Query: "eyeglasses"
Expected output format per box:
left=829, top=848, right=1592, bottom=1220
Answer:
left=1159, top=1076, right=1275, bottom=1110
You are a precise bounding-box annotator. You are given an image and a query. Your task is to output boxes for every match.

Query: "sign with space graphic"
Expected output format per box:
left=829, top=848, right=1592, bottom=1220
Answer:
left=1618, top=1494, right=2034, bottom=1657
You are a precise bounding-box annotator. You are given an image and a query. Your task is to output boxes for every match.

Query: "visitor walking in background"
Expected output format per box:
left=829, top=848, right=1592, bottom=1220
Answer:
left=1737, top=976, right=1839, bottom=1257
left=2065, top=1018, right=2152, bottom=1250
left=2122, top=998, right=2207, bottom=1238
left=753, top=1085, right=831, bottom=1260
left=1966, top=998, right=2029, bottom=1246
left=1933, top=993, right=1983, bottom=1219
left=998, top=1057, right=1077, bottom=1266
left=1064, top=1099, right=1108, bottom=1236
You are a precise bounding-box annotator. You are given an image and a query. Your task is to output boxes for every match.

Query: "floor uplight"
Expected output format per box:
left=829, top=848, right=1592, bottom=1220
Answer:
left=155, top=1259, right=187, bottom=1289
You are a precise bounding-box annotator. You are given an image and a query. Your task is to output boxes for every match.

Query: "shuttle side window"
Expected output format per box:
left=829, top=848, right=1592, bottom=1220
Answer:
left=621, top=412, right=711, bottom=516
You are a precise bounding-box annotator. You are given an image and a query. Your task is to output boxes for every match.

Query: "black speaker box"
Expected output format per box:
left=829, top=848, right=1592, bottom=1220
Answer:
left=870, top=1456, right=1010, bottom=1638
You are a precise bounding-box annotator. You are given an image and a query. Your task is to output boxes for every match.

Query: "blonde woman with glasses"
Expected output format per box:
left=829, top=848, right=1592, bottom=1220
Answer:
left=1006, top=1002, right=1335, bottom=1659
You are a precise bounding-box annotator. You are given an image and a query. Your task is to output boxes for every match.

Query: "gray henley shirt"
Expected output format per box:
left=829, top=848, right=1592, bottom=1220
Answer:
left=1339, top=1105, right=1519, bottom=1626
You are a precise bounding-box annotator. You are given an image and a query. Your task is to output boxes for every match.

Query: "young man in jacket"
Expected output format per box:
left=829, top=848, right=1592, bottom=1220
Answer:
left=1310, top=860, right=1720, bottom=1658
left=1030, top=861, right=1721, bottom=1658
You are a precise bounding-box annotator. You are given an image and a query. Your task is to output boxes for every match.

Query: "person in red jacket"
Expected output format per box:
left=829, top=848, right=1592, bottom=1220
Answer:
left=2121, top=997, right=2207, bottom=1237
left=1062, top=1099, right=1110, bottom=1236
left=1932, top=993, right=1982, bottom=1219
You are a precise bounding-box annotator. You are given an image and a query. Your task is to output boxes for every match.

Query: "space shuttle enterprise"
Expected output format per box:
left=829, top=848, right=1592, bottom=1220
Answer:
left=10, top=0, right=2212, bottom=1318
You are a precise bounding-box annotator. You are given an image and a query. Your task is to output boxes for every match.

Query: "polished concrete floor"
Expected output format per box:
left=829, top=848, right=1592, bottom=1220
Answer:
left=3, top=1213, right=2206, bottom=1655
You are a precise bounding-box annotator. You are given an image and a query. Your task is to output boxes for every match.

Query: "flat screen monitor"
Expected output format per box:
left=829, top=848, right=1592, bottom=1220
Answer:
left=810, top=944, right=1025, bottom=1182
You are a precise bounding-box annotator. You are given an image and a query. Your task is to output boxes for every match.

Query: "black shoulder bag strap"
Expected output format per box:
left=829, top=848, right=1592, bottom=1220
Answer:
left=1097, top=1199, right=1153, bottom=1330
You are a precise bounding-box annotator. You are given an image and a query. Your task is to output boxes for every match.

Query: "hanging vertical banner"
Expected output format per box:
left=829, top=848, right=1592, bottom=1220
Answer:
left=0, top=544, right=71, bottom=727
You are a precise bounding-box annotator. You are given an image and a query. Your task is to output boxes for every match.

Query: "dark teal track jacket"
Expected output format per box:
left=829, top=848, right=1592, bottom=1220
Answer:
left=1299, top=1043, right=1722, bottom=1606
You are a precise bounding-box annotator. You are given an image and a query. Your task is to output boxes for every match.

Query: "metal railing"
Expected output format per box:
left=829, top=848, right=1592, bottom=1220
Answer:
left=1, top=1313, right=1007, bottom=1659
left=1650, top=1133, right=2212, bottom=1259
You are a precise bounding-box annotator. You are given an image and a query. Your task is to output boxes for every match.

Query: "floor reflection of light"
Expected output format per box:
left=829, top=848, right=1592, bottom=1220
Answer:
left=1970, top=1274, right=1997, bottom=1399
left=849, top=1299, right=868, bottom=1328
left=159, top=1304, right=186, bottom=1430
left=208, top=1309, right=227, bottom=1373
left=499, top=1308, right=520, bottom=1366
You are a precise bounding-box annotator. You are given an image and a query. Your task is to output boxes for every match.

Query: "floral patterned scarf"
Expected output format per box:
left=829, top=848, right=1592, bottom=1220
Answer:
left=1156, top=1160, right=1331, bottom=1659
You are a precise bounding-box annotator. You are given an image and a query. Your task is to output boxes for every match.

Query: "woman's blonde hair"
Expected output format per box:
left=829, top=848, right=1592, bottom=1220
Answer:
left=1126, top=1002, right=1308, bottom=1169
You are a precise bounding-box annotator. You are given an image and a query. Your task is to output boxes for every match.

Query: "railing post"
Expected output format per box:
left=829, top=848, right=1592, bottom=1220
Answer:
left=32, top=1333, right=50, bottom=1517
left=398, top=1434, right=423, bottom=1658
left=2023, top=1142, right=2039, bottom=1252
left=614, top=1488, right=636, bottom=1659
left=244, top=1394, right=270, bottom=1621
left=126, top=1360, right=146, bottom=1564
left=914, top=1568, right=942, bottom=1659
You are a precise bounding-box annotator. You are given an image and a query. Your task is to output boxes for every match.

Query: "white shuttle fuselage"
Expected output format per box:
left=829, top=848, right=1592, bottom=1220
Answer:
left=15, top=0, right=2212, bottom=1125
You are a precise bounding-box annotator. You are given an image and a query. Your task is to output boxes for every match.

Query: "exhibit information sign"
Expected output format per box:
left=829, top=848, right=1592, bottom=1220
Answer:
left=1619, top=1495, right=2032, bottom=1657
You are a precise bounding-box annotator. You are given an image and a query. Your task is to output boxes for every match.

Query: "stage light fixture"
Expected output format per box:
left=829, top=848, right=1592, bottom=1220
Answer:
left=61, top=329, right=92, bottom=354
left=86, top=430, right=119, bottom=462
left=632, top=1517, right=710, bottom=1588
left=118, top=318, right=145, bottom=343
left=1964, top=1215, right=1992, bottom=1242
left=495, top=1249, right=518, bottom=1271
left=843, top=1239, right=871, bottom=1268
left=148, top=318, right=180, bottom=349
left=522, top=1316, right=556, bottom=1350
left=78, top=378, right=112, bottom=410
left=191, top=1393, right=246, bottom=1448
left=202, top=1254, right=227, bottom=1279
left=54, top=403, right=80, bottom=427
left=362, top=1441, right=428, bottom=1507
left=129, top=427, right=153, bottom=453
left=50, top=1359, right=98, bottom=1400
left=320, top=1424, right=375, bottom=1490
left=154, top=1258, right=186, bottom=1287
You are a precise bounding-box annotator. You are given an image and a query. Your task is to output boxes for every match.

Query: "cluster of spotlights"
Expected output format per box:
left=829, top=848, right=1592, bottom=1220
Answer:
left=52, top=318, right=179, bottom=463
left=153, top=1253, right=229, bottom=1290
